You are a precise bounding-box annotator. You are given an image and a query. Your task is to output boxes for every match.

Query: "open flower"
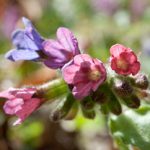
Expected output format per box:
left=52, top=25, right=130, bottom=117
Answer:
left=110, top=44, right=140, bottom=75
left=42, top=27, right=80, bottom=69
left=0, top=88, right=42, bottom=125
left=62, top=54, right=106, bottom=99
left=5, top=17, right=44, bottom=61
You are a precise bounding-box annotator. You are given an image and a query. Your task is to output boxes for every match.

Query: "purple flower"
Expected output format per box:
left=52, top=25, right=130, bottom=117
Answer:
left=42, top=27, right=80, bottom=69
left=5, top=17, right=44, bottom=61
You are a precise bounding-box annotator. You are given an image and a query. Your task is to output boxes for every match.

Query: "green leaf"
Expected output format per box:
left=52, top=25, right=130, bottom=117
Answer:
left=109, top=105, right=150, bottom=150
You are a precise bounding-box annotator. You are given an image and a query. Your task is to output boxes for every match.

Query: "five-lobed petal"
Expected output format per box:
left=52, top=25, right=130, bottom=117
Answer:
left=110, top=44, right=140, bottom=75
left=62, top=54, right=106, bottom=99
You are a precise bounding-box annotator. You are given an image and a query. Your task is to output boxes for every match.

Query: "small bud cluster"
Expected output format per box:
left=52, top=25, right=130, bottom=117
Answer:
left=112, top=77, right=140, bottom=109
left=1, top=17, right=150, bottom=124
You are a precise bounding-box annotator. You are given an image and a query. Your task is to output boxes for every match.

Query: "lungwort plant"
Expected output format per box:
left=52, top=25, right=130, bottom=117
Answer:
left=1, top=17, right=150, bottom=150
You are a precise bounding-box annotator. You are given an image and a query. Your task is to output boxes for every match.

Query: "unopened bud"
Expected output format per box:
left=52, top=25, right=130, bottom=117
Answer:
left=134, top=74, right=149, bottom=89
left=113, top=79, right=133, bottom=97
left=135, top=89, right=148, bottom=99
left=92, top=90, right=108, bottom=104
left=81, top=96, right=95, bottom=110
left=99, top=82, right=122, bottom=115
left=108, top=94, right=122, bottom=115
left=100, top=103, right=109, bottom=115
left=82, top=107, right=96, bottom=119
left=50, top=93, right=75, bottom=122
left=121, top=95, right=140, bottom=108
left=50, top=110, right=62, bottom=122
left=64, top=102, right=78, bottom=120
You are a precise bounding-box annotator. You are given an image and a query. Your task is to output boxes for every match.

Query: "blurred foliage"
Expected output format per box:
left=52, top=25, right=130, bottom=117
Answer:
left=9, top=121, right=44, bottom=149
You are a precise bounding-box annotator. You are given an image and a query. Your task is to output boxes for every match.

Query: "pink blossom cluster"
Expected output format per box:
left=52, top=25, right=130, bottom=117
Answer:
left=0, top=17, right=141, bottom=125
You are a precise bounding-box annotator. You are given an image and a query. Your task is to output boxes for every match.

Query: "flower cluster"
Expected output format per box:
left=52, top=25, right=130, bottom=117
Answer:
left=1, top=17, right=148, bottom=125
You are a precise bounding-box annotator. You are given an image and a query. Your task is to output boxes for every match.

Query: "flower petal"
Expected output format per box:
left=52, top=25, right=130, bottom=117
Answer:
left=131, top=62, right=140, bottom=75
left=120, top=52, right=137, bottom=64
left=15, top=88, right=36, bottom=99
left=72, top=82, right=92, bottom=99
left=22, top=17, right=32, bottom=27
left=44, top=58, right=68, bottom=69
left=0, top=88, right=16, bottom=99
left=42, top=40, right=67, bottom=59
left=93, top=59, right=106, bottom=74
left=43, top=39, right=76, bottom=68
left=110, top=44, right=129, bottom=57
left=3, top=98, right=24, bottom=115
left=73, top=54, right=93, bottom=65
left=62, top=64, right=79, bottom=84
left=57, top=27, right=80, bottom=55
left=12, top=30, right=26, bottom=49
left=5, top=49, right=39, bottom=61
left=15, top=98, right=41, bottom=124
left=22, top=17, right=44, bottom=49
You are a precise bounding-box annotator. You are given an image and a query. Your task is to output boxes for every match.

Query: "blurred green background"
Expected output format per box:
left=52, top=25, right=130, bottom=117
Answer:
left=0, top=0, right=150, bottom=149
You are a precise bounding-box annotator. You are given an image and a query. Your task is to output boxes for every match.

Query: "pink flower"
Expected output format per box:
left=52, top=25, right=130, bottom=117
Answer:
left=62, top=54, right=106, bottom=99
left=110, top=44, right=140, bottom=75
left=0, top=88, right=42, bottom=125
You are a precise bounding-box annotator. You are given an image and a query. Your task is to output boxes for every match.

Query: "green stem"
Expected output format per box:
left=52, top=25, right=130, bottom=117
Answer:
left=36, top=78, right=68, bottom=101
